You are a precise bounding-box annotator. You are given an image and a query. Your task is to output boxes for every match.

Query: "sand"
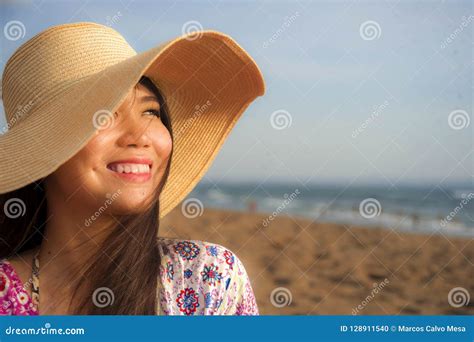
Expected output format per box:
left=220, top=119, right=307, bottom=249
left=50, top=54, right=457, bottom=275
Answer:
left=160, top=207, right=473, bottom=315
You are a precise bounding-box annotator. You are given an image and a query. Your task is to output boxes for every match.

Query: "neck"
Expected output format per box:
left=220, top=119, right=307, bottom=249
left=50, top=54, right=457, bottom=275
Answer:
left=36, top=183, right=116, bottom=302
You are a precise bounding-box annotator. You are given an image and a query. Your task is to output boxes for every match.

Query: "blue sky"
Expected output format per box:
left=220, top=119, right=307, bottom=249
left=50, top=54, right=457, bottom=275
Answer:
left=0, top=0, right=472, bottom=188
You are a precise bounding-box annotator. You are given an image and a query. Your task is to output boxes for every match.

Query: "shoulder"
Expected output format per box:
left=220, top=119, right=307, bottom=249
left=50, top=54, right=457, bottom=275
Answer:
left=0, top=259, right=18, bottom=297
left=157, top=237, right=245, bottom=282
left=158, top=237, right=240, bottom=269
left=157, top=237, right=258, bottom=315
left=0, top=259, right=36, bottom=315
left=2, top=251, right=35, bottom=286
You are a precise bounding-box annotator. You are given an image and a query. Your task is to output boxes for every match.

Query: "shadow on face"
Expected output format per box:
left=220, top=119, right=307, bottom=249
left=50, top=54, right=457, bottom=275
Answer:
left=45, top=80, right=173, bottom=216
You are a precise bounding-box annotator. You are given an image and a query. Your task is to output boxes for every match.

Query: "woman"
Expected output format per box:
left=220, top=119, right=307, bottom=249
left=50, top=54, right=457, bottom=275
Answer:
left=0, top=22, right=265, bottom=315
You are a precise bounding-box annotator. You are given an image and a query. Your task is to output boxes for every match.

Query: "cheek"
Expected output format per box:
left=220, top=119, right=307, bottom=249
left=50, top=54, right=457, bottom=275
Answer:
left=86, top=132, right=111, bottom=164
left=153, top=127, right=173, bottom=162
left=49, top=135, right=106, bottom=193
left=46, top=153, right=96, bottom=205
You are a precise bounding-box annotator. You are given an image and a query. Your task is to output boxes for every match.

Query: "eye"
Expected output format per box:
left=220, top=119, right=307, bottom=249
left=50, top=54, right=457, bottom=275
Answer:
left=144, top=108, right=161, bottom=118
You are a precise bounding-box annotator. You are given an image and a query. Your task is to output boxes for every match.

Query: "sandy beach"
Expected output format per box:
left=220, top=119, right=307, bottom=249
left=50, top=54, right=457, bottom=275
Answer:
left=160, top=206, right=473, bottom=315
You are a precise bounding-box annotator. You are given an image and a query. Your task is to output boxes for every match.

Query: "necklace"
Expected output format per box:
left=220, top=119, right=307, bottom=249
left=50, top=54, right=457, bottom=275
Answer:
left=31, top=249, right=40, bottom=312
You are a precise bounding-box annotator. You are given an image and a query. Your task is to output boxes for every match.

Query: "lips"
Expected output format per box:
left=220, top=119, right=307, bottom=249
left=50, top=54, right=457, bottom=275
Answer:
left=106, top=157, right=153, bottom=174
left=106, top=157, right=153, bottom=183
left=108, top=163, right=150, bottom=174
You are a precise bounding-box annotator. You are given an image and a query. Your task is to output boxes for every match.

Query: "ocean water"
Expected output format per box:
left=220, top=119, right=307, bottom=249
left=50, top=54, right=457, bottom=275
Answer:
left=186, top=182, right=474, bottom=237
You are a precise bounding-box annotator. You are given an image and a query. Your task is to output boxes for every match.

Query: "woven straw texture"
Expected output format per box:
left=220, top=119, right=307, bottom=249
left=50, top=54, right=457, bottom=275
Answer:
left=0, top=22, right=265, bottom=218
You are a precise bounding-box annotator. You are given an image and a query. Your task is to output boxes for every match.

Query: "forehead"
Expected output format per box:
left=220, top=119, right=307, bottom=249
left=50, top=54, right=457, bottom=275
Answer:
left=135, top=82, right=159, bottom=99
left=119, top=83, right=160, bottom=108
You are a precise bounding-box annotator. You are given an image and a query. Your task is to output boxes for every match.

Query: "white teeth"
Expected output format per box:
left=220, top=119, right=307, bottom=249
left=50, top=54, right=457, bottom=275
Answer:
left=109, top=163, right=150, bottom=174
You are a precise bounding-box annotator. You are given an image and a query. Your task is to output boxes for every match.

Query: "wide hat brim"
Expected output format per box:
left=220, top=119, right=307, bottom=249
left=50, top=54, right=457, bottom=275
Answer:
left=0, top=26, right=265, bottom=218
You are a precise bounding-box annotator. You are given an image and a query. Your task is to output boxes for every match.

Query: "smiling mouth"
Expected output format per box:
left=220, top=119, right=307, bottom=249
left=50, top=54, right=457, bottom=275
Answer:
left=106, top=162, right=153, bottom=183
left=106, top=163, right=153, bottom=174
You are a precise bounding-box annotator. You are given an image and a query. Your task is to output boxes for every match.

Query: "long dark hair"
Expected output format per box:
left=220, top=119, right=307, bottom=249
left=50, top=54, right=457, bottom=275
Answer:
left=0, top=75, right=173, bottom=315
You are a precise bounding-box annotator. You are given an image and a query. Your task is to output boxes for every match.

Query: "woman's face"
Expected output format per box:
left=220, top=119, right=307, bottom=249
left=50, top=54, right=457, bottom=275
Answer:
left=45, top=82, right=172, bottom=215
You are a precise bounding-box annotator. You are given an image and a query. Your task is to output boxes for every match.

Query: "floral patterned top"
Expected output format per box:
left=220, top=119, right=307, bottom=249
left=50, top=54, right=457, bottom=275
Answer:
left=0, top=260, right=38, bottom=315
left=0, top=238, right=259, bottom=315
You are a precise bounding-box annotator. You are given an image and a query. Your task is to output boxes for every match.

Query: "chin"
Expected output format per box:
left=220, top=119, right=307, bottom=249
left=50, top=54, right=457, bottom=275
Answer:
left=112, top=196, right=156, bottom=214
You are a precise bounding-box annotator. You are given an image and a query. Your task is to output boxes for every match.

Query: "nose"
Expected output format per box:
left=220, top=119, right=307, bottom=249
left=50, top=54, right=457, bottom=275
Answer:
left=115, top=110, right=153, bottom=148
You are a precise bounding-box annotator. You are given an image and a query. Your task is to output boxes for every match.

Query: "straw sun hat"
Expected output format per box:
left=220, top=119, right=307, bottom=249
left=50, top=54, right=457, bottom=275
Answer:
left=0, top=22, right=265, bottom=218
